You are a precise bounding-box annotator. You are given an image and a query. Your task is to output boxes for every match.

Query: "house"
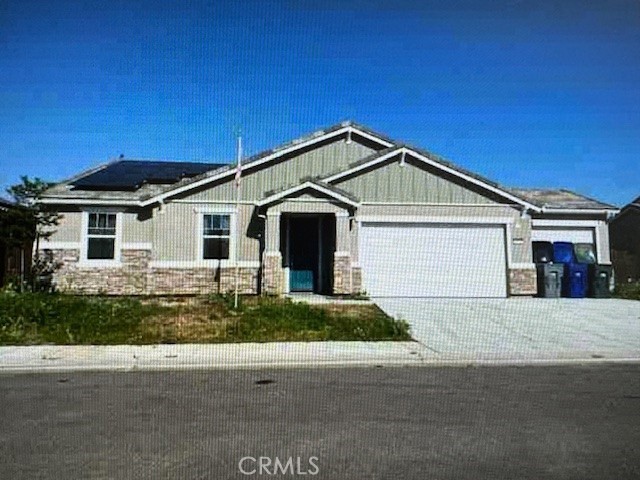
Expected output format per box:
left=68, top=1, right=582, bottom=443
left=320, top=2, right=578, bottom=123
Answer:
left=0, top=198, right=33, bottom=287
left=38, top=121, right=618, bottom=297
left=609, top=196, right=640, bottom=283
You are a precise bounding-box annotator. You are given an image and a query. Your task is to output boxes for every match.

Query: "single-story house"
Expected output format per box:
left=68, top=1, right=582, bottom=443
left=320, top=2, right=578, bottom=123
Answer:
left=609, top=195, right=640, bottom=283
left=38, top=121, right=618, bottom=297
left=0, top=198, right=33, bottom=287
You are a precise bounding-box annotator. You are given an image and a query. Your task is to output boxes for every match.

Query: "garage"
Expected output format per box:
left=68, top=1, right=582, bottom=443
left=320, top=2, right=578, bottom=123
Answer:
left=359, top=223, right=508, bottom=298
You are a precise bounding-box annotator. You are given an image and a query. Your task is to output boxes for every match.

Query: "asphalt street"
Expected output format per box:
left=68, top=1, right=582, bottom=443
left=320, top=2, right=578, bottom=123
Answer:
left=1, top=364, right=639, bottom=479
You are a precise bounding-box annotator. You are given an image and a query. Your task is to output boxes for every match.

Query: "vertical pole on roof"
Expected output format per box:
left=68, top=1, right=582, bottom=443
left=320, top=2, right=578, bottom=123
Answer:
left=234, top=133, right=242, bottom=309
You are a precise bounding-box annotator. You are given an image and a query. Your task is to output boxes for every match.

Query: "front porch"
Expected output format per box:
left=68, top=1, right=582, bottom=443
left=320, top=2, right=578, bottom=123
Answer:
left=261, top=211, right=362, bottom=296
left=281, top=214, right=336, bottom=295
left=258, top=182, right=362, bottom=296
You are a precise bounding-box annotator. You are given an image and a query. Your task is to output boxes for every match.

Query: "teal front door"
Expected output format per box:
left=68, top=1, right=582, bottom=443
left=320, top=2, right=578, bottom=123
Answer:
left=290, top=269, right=314, bottom=291
left=288, top=217, right=319, bottom=292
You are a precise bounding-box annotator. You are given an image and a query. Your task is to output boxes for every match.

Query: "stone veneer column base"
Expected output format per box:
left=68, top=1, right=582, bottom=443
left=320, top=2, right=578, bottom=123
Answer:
left=333, top=253, right=353, bottom=295
left=262, top=251, right=284, bottom=295
left=351, top=266, right=363, bottom=295
left=508, top=265, right=537, bottom=296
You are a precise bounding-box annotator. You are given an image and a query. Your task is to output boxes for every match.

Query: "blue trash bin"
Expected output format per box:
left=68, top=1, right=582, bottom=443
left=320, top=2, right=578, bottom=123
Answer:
left=563, top=263, right=589, bottom=298
left=553, top=242, right=576, bottom=264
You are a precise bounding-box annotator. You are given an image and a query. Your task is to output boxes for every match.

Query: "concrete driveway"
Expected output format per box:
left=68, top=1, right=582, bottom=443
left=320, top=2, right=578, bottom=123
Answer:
left=376, top=298, right=640, bottom=362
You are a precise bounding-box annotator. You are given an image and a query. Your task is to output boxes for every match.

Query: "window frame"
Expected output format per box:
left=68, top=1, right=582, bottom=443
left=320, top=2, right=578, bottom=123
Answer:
left=196, top=208, right=237, bottom=266
left=80, top=209, right=123, bottom=267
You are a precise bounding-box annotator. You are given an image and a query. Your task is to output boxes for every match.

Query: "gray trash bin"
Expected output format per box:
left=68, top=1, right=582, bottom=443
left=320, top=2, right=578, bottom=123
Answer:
left=536, top=263, right=564, bottom=298
left=589, top=264, right=613, bottom=298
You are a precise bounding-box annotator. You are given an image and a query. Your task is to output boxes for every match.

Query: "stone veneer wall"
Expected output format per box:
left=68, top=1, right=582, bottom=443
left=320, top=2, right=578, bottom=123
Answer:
left=351, top=267, right=363, bottom=295
left=508, top=267, right=537, bottom=296
left=148, top=267, right=258, bottom=295
left=261, top=252, right=284, bottom=295
left=46, top=248, right=259, bottom=295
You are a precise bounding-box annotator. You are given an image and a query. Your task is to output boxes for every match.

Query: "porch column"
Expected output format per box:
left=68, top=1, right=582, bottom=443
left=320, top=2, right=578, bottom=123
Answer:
left=262, top=211, right=284, bottom=294
left=333, top=212, right=353, bottom=295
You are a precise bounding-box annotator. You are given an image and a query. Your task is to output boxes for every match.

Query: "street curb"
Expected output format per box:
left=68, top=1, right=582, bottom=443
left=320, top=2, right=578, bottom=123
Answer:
left=1, top=355, right=640, bottom=375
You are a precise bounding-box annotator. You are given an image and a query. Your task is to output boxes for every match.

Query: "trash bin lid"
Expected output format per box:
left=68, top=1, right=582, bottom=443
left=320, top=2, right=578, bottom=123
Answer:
left=574, top=243, right=597, bottom=264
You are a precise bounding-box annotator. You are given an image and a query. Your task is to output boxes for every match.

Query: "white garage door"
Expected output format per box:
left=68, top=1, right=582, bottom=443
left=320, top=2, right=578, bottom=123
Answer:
left=531, top=227, right=594, bottom=244
left=359, top=223, right=508, bottom=298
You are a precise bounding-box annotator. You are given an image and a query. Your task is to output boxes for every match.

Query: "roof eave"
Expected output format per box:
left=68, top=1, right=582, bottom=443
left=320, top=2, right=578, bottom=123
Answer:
left=256, top=181, right=360, bottom=208
left=38, top=197, right=142, bottom=206
left=540, top=207, right=620, bottom=215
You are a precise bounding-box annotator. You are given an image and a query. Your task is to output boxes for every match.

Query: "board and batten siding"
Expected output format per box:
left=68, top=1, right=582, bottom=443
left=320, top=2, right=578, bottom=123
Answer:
left=122, top=210, right=152, bottom=244
left=44, top=209, right=83, bottom=243
left=180, top=138, right=376, bottom=203
left=332, top=157, right=497, bottom=204
left=44, top=209, right=153, bottom=249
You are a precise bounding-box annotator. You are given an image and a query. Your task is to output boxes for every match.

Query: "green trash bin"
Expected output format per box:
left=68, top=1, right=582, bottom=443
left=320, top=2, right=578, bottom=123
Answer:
left=536, top=263, right=564, bottom=298
left=589, top=264, right=613, bottom=298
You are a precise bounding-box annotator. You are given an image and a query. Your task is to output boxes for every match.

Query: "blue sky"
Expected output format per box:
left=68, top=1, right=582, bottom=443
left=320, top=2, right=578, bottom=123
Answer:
left=1, top=0, right=638, bottom=205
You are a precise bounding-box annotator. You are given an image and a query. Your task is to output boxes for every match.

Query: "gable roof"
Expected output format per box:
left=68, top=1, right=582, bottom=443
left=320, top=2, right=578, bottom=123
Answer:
left=38, top=120, right=616, bottom=215
left=256, top=180, right=360, bottom=208
left=323, top=145, right=544, bottom=212
left=137, top=121, right=394, bottom=207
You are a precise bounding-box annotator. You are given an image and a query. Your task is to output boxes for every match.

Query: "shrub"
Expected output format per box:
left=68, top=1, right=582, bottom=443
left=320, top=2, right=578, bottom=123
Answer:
left=615, top=282, right=640, bottom=301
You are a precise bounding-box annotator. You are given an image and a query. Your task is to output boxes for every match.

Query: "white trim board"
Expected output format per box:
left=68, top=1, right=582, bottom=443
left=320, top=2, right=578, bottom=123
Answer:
left=173, top=199, right=256, bottom=205
left=196, top=210, right=238, bottom=264
left=356, top=215, right=515, bottom=224
left=360, top=202, right=519, bottom=207
left=149, top=260, right=260, bottom=268
left=541, top=208, right=618, bottom=215
left=39, top=198, right=139, bottom=206
left=38, top=241, right=81, bottom=250
left=78, top=210, right=123, bottom=268
left=121, top=242, right=152, bottom=250
left=193, top=205, right=237, bottom=213
left=532, top=219, right=602, bottom=227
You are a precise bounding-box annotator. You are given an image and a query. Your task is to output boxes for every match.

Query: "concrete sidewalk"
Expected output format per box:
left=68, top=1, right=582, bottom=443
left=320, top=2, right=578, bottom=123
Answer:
left=0, top=342, right=433, bottom=373
left=2, top=340, right=639, bottom=374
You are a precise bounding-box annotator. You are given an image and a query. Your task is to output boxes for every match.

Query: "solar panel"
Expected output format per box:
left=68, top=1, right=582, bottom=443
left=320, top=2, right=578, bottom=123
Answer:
left=71, top=160, right=227, bottom=191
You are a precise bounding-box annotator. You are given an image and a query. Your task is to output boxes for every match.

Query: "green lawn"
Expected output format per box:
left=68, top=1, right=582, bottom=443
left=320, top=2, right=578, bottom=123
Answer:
left=0, top=291, right=410, bottom=345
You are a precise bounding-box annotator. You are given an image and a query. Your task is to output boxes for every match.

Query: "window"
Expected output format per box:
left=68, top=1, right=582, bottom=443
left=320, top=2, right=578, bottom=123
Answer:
left=203, top=214, right=230, bottom=260
left=87, top=212, right=117, bottom=260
